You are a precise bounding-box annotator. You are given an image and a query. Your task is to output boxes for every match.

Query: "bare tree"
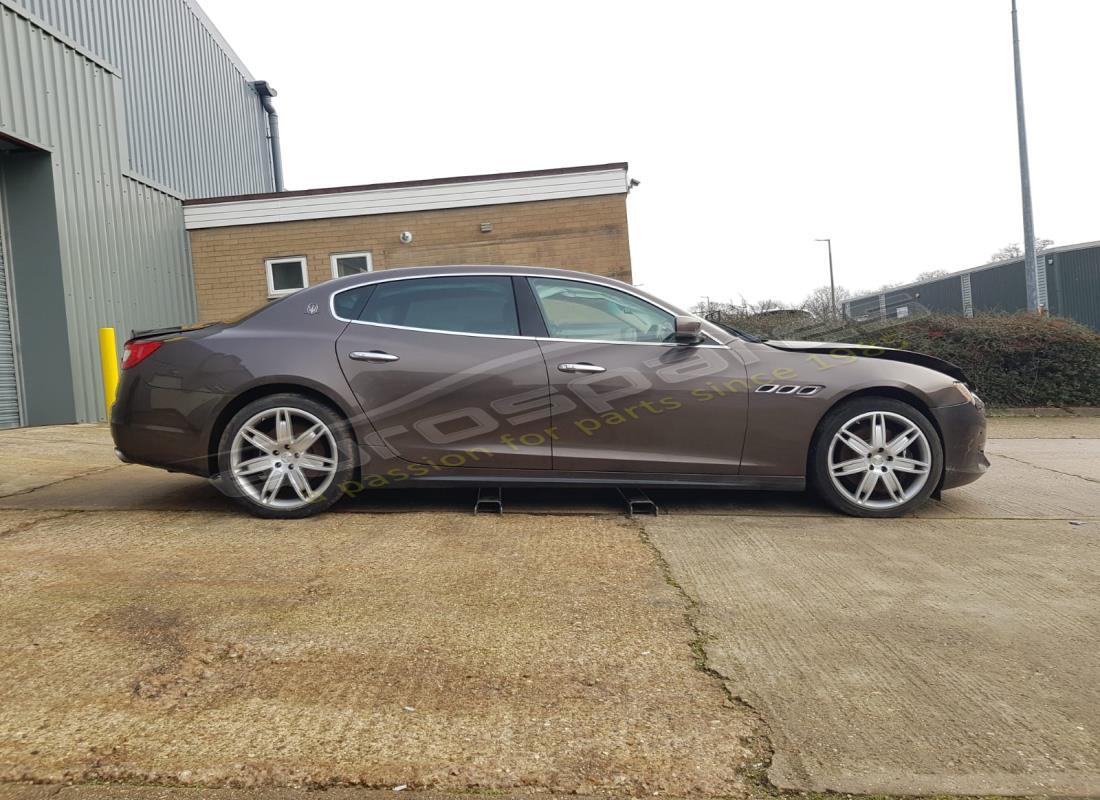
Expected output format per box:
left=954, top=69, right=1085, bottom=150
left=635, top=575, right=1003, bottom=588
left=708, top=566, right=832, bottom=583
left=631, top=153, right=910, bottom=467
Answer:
left=800, top=285, right=852, bottom=319
left=990, top=243, right=1023, bottom=262
left=692, top=296, right=785, bottom=321
left=746, top=297, right=785, bottom=315
left=990, top=239, right=1054, bottom=262
left=913, top=269, right=951, bottom=282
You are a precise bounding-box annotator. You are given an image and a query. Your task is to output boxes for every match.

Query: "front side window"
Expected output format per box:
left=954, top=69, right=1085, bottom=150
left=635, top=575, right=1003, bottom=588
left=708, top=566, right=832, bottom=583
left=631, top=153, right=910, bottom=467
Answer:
left=265, top=257, right=308, bottom=296
left=529, top=277, right=675, bottom=342
left=360, top=276, right=520, bottom=336
left=332, top=252, right=373, bottom=278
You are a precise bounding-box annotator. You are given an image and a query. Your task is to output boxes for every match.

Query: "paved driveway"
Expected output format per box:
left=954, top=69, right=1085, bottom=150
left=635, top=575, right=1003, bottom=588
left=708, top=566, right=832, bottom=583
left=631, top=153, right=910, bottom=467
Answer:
left=0, top=417, right=1098, bottom=798
left=0, top=419, right=763, bottom=795
left=648, top=417, right=1100, bottom=797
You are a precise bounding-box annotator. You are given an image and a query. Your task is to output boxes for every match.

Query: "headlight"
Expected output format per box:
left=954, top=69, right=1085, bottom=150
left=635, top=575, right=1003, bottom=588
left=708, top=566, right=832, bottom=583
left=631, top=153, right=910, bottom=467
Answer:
left=951, top=381, right=975, bottom=404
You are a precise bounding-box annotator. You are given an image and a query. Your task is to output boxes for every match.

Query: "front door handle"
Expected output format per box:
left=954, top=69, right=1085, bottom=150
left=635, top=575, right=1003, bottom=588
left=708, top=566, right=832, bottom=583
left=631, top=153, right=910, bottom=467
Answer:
left=349, top=350, right=400, bottom=363
left=558, top=362, right=606, bottom=374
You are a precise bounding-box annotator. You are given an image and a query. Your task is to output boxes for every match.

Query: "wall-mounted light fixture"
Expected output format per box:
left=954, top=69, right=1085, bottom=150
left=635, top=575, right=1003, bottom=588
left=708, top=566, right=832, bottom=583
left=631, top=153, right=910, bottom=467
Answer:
left=399, top=231, right=413, bottom=244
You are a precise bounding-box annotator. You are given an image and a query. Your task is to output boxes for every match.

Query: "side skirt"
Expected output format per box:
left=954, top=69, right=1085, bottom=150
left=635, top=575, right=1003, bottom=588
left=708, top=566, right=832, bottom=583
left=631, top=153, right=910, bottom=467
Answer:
left=391, top=471, right=805, bottom=492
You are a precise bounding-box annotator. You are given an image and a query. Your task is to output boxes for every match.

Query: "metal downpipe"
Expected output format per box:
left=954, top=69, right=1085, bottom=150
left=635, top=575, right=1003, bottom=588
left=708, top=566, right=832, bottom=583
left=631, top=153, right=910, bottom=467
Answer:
left=252, top=81, right=285, bottom=192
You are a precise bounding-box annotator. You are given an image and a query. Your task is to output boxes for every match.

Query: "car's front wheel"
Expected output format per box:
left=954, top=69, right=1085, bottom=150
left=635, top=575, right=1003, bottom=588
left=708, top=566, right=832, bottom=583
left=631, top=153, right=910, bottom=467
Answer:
left=217, top=393, right=356, bottom=518
left=810, top=396, right=943, bottom=518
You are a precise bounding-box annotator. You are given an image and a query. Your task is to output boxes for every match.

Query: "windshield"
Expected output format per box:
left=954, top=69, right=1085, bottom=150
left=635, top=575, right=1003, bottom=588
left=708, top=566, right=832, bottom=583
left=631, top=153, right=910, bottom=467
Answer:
left=712, top=321, right=767, bottom=343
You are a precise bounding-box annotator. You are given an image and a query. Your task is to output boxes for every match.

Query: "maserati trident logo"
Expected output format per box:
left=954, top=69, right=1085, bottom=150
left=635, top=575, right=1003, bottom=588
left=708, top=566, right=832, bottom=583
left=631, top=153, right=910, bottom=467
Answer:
left=305, top=302, right=320, bottom=315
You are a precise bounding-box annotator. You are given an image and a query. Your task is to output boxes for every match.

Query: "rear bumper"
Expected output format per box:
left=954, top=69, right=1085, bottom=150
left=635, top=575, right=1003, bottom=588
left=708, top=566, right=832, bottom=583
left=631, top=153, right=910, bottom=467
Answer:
left=110, top=374, right=224, bottom=477
left=111, top=421, right=212, bottom=477
left=932, top=398, right=989, bottom=490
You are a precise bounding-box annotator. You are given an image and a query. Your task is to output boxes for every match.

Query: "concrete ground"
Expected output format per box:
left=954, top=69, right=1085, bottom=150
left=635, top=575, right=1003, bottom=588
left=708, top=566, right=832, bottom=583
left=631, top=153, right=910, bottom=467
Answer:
left=649, top=416, right=1100, bottom=797
left=0, top=417, right=1098, bottom=798
left=0, top=501, right=752, bottom=790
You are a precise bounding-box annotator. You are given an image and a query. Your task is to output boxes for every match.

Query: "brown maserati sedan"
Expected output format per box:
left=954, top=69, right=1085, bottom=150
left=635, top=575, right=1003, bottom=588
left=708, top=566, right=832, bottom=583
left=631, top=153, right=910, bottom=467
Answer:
left=111, top=266, right=988, bottom=518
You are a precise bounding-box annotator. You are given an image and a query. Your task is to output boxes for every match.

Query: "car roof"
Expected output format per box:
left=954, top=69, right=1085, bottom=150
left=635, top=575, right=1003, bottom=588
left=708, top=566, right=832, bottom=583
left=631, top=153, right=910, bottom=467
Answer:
left=322, top=264, right=632, bottom=289
left=299, top=265, right=737, bottom=345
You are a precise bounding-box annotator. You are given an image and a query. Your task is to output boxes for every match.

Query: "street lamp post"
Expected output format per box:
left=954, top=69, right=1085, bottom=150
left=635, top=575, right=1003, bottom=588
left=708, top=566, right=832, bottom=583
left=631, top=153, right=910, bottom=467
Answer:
left=815, top=238, right=837, bottom=319
left=1012, top=0, right=1040, bottom=312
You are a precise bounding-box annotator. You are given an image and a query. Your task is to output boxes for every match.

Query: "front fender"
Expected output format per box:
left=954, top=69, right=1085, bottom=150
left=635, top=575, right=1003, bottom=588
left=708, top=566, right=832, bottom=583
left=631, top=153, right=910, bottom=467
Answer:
left=736, top=342, right=964, bottom=476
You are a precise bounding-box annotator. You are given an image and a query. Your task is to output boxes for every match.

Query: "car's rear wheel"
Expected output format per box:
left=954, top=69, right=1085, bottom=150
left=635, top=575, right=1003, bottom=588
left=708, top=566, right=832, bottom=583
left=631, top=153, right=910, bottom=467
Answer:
left=217, top=393, right=356, bottom=518
left=810, top=396, right=943, bottom=518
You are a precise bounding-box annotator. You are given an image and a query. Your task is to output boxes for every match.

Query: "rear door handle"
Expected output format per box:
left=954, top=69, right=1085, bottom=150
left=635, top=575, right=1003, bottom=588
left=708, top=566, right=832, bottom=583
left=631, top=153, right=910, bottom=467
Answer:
left=558, top=362, right=605, bottom=374
left=349, top=350, right=400, bottom=363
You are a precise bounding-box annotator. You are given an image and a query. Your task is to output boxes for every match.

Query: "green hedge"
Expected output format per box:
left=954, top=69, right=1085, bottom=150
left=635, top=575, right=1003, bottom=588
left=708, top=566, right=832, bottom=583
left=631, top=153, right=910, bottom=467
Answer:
left=837, top=313, right=1100, bottom=407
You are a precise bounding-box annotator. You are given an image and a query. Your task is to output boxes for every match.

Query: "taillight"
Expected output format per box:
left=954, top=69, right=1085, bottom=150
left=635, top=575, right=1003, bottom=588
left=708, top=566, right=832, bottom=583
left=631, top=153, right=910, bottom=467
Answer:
left=121, top=340, right=162, bottom=369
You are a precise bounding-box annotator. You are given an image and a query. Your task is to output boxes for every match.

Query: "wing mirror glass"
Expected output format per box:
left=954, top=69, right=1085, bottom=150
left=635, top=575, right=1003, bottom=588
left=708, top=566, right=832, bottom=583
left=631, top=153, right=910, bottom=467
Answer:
left=673, top=315, right=703, bottom=344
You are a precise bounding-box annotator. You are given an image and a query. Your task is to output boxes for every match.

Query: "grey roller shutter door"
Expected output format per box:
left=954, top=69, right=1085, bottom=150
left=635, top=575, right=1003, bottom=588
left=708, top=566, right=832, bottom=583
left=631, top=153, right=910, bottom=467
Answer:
left=0, top=196, right=21, bottom=428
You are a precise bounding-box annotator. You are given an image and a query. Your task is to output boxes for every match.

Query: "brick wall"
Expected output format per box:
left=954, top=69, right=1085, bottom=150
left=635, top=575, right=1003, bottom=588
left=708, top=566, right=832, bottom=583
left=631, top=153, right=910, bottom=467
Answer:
left=188, top=194, right=632, bottom=322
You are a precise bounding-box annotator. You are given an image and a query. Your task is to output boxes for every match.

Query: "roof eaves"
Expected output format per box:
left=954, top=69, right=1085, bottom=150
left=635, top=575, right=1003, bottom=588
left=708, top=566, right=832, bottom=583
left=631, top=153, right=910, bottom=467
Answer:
left=183, top=162, right=630, bottom=206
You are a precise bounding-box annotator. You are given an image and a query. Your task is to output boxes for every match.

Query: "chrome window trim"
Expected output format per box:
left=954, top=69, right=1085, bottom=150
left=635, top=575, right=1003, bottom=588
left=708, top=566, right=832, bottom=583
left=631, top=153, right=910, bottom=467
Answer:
left=338, top=318, right=728, bottom=348
left=328, top=271, right=726, bottom=348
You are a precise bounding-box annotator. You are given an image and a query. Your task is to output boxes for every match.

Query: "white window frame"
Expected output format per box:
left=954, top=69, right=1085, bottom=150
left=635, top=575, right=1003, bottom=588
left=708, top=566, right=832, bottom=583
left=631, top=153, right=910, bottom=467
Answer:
left=330, top=251, right=374, bottom=279
left=265, top=256, right=309, bottom=297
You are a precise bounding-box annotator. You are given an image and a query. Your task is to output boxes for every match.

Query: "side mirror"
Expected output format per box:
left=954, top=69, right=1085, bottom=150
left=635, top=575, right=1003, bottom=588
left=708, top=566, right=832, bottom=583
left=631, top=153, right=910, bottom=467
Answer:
left=673, top=315, right=703, bottom=344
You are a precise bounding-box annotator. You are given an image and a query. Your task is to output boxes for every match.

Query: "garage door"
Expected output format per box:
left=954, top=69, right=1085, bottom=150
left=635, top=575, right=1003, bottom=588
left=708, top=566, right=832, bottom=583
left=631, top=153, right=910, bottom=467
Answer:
left=0, top=190, right=21, bottom=428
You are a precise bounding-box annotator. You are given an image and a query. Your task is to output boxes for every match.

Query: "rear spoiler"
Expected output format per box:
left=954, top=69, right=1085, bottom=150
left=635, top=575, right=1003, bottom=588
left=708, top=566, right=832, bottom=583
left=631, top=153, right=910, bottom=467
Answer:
left=128, top=322, right=214, bottom=342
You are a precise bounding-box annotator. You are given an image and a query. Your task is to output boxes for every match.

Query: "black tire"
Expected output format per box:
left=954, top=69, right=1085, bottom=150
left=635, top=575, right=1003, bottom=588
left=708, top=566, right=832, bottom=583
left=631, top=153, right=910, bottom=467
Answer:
left=216, top=392, right=357, bottom=519
left=810, top=396, right=943, bottom=518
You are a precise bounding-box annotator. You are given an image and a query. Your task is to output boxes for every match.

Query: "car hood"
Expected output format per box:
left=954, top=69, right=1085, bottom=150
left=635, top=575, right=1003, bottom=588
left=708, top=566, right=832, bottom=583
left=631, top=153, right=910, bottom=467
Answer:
left=764, top=340, right=969, bottom=384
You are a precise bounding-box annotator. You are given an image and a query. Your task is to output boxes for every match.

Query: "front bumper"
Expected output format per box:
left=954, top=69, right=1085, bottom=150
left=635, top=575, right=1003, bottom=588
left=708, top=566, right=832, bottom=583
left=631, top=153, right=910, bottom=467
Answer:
left=932, top=398, right=989, bottom=490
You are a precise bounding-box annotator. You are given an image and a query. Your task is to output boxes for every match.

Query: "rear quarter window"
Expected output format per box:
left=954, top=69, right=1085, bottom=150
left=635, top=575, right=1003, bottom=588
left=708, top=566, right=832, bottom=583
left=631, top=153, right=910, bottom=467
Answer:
left=333, top=285, right=375, bottom=320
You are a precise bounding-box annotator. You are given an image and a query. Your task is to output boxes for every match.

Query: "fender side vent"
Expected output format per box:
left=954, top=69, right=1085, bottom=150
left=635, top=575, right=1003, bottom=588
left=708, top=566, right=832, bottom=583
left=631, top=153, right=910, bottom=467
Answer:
left=755, top=383, right=822, bottom=396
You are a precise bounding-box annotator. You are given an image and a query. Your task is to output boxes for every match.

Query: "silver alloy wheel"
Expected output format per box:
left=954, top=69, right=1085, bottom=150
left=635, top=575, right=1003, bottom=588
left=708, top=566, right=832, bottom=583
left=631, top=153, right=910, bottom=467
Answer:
left=229, top=407, right=339, bottom=510
left=827, top=410, right=932, bottom=510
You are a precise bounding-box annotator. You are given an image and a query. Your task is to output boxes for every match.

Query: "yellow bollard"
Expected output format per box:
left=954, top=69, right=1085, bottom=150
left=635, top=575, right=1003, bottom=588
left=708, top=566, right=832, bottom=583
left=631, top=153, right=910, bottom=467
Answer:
left=98, top=327, right=120, bottom=419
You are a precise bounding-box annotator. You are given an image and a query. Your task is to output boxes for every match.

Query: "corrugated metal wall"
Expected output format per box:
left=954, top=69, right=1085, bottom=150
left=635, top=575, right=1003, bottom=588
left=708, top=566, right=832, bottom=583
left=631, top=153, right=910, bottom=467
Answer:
left=9, top=0, right=273, bottom=197
left=1048, top=246, right=1100, bottom=331
left=0, top=172, right=20, bottom=428
left=883, top=288, right=920, bottom=317
left=917, top=275, right=964, bottom=314
left=844, top=247, right=1100, bottom=332
left=886, top=275, right=963, bottom=316
left=846, top=295, right=882, bottom=320
left=971, top=260, right=1027, bottom=313
left=0, top=4, right=200, bottom=421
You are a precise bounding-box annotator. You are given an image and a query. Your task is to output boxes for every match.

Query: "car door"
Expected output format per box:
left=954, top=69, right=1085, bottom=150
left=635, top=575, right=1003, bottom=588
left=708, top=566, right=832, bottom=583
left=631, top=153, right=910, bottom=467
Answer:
left=525, top=276, right=749, bottom=473
left=335, top=275, right=551, bottom=470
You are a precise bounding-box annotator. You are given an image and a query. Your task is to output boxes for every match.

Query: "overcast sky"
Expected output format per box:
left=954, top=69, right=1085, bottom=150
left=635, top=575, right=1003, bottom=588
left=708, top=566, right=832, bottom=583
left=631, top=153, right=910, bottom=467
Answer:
left=199, top=0, right=1100, bottom=309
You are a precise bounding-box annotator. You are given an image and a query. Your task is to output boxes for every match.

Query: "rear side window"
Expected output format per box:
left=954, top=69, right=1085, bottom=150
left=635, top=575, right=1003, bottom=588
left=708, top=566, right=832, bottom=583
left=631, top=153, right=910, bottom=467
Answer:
left=359, top=276, right=520, bottom=336
left=333, top=285, right=374, bottom=319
